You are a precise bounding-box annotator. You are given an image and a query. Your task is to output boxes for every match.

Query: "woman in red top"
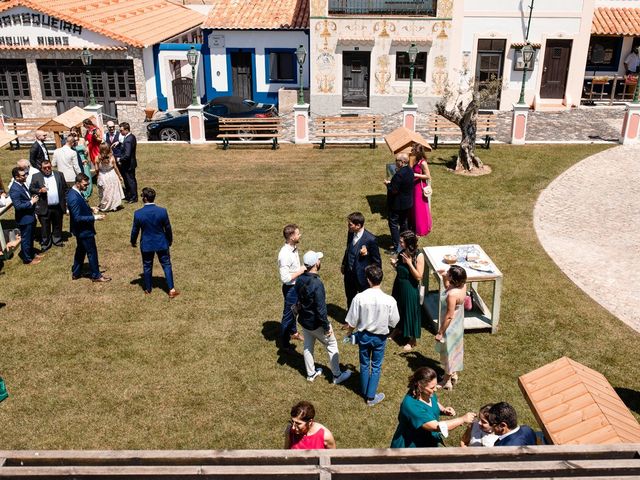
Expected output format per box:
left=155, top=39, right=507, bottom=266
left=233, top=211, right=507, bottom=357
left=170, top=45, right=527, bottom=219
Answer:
left=82, top=118, right=102, bottom=166
left=284, top=401, right=336, bottom=449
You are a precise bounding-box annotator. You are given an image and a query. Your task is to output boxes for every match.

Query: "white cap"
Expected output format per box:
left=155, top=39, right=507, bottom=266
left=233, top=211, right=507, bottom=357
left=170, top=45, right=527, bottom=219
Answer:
left=303, top=250, right=324, bottom=267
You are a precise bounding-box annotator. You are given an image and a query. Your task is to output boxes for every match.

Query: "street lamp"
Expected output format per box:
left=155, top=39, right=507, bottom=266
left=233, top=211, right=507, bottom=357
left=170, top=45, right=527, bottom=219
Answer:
left=296, top=45, right=307, bottom=105
left=407, top=43, right=418, bottom=105
left=187, top=45, right=199, bottom=106
left=518, top=43, right=535, bottom=105
left=80, top=47, right=96, bottom=106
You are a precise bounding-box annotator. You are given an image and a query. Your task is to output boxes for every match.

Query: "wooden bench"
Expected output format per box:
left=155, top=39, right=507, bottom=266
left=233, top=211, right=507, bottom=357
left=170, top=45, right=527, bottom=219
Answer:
left=314, top=115, right=383, bottom=149
left=217, top=117, right=282, bottom=150
left=426, top=113, right=497, bottom=149
left=5, top=117, right=51, bottom=149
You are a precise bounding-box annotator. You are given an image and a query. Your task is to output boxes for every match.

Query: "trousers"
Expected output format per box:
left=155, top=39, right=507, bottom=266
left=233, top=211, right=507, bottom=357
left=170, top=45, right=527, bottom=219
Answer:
left=302, top=326, right=341, bottom=378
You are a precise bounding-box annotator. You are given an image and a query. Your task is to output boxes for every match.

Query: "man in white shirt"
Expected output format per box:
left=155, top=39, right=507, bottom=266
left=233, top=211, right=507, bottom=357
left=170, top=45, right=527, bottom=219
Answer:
left=277, top=224, right=306, bottom=351
left=53, top=135, right=81, bottom=186
left=345, top=264, right=400, bottom=406
left=625, top=47, right=640, bottom=74
left=29, top=159, right=67, bottom=251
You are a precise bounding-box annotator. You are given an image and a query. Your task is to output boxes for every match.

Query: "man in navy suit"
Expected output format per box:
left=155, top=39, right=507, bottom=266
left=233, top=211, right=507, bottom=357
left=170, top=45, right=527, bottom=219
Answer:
left=130, top=187, right=179, bottom=298
left=67, top=173, right=111, bottom=282
left=8, top=167, right=42, bottom=265
left=385, top=153, right=414, bottom=253
left=118, top=122, right=138, bottom=203
left=341, top=212, right=381, bottom=309
left=489, top=402, right=537, bottom=446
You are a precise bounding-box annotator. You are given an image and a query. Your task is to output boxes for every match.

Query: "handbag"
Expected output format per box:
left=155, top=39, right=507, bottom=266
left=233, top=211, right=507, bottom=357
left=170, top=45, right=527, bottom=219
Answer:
left=0, top=376, right=8, bottom=403
left=422, top=181, right=432, bottom=198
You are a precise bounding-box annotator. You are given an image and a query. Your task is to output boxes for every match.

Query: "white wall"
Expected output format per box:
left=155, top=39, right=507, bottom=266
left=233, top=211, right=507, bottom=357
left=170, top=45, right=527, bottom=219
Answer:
left=142, top=46, right=157, bottom=107
left=207, top=30, right=309, bottom=94
left=156, top=49, right=205, bottom=110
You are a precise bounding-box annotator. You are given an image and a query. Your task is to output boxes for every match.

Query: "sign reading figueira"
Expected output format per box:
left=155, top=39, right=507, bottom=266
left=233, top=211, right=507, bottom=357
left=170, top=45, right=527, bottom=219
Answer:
left=0, top=12, right=83, bottom=46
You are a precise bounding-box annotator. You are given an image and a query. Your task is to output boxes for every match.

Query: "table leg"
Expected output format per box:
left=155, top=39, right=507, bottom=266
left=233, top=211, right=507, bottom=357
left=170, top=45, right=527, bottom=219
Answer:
left=491, top=277, right=503, bottom=334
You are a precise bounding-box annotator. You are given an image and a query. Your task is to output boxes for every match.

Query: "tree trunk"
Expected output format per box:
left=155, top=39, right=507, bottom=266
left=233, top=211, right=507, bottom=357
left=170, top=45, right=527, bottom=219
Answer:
left=456, top=97, right=483, bottom=171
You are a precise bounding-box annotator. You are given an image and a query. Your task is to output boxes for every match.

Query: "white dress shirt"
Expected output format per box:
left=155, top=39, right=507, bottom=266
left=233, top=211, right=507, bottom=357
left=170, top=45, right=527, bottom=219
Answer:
left=42, top=174, right=59, bottom=205
left=278, top=243, right=301, bottom=285
left=345, top=287, right=400, bottom=335
left=352, top=229, right=363, bottom=246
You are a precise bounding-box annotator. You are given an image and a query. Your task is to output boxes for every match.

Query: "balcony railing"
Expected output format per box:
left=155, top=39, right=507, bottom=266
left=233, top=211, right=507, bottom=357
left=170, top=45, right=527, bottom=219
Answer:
left=328, top=0, right=437, bottom=16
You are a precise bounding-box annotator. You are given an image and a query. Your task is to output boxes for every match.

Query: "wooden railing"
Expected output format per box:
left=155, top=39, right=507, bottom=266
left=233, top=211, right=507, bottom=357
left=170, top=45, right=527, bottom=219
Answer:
left=1, top=444, right=639, bottom=478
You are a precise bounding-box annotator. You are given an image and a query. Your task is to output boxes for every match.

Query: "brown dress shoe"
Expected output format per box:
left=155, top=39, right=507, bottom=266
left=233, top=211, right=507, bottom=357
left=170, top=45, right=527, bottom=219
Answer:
left=92, top=276, right=112, bottom=283
left=168, top=289, right=180, bottom=298
left=28, top=257, right=43, bottom=265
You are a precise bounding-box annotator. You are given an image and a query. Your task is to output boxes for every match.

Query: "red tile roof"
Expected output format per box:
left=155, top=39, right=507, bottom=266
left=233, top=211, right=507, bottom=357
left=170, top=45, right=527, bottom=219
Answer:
left=592, top=7, right=640, bottom=35
left=0, top=0, right=205, bottom=47
left=203, top=0, right=308, bottom=29
left=519, top=357, right=640, bottom=445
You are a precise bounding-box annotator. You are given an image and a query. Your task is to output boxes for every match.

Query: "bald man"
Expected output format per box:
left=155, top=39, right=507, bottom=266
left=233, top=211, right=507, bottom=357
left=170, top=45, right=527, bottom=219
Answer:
left=29, top=130, right=49, bottom=170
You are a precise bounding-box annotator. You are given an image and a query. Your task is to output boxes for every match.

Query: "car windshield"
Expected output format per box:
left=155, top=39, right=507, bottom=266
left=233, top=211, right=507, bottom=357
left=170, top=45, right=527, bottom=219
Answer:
left=210, top=96, right=256, bottom=114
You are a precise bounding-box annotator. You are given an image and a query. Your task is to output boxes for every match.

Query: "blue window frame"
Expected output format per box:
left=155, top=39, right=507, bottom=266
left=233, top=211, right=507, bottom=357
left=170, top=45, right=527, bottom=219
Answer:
left=265, top=48, right=297, bottom=84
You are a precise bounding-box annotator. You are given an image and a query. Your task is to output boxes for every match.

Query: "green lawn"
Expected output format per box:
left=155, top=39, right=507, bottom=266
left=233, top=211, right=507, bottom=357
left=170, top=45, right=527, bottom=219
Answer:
left=0, top=142, right=637, bottom=450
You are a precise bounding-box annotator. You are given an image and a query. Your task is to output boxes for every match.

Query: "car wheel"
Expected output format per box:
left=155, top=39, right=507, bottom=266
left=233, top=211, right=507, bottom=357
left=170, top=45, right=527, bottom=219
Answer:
left=159, top=127, right=181, bottom=141
left=237, top=128, right=255, bottom=141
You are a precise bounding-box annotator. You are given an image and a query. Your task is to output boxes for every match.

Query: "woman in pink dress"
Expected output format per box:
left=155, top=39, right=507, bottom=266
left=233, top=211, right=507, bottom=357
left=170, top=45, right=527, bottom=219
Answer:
left=284, top=401, right=336, bottom=449
left=410, top=144, right=432, bottom=237
left=82, top=118, right=102, bottom=167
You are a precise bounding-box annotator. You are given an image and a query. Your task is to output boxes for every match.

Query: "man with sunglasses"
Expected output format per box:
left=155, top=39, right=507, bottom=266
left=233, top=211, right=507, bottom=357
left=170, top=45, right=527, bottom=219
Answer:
left=30, top=159, right=67, bottom=251
left=8, top=167, right=41, bottom=265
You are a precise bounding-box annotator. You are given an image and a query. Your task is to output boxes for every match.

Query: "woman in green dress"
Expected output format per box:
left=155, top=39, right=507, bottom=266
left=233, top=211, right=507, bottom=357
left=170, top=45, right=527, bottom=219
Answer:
left=71, top=126, right=93, bottom=200
left=391, top=367, right=476, bottom=448
left=391, top=230, right=425, bottom=351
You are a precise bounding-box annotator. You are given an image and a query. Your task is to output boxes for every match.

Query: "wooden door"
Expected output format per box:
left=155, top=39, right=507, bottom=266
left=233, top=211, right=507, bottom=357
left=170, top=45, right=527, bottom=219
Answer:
left=342, top=51, right=370, bottom=107
left=172, top=77, right=193, bottom=109
left=540, top=40, right=572, bottom=99
left=0, top=60, right=30, bottom=117
left=231, top=51, right=253, bottom=99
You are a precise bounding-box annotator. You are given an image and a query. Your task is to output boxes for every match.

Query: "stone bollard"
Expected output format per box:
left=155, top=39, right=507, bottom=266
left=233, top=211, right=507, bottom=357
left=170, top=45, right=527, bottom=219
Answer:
left=510, top=103, right=529, bottom=145
left=187, top=104, right=206, bottom=144
left=619, top=102, right=640, bottom=145
left=402, top=103, right=418, bottom=132
left=293, top=103, right=310, bottom=143
left=84, top=104, right=104, bottom=130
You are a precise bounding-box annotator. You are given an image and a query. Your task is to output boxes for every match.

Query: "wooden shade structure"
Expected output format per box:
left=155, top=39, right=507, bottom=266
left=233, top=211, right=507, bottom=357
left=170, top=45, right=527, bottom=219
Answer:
left=384, top=126, right=432, bottom=155
left=519, top=356, right=640, bottom=445
left=0, top=130, right=18, bottom=149
left=38, top=107, right=97, bottom=148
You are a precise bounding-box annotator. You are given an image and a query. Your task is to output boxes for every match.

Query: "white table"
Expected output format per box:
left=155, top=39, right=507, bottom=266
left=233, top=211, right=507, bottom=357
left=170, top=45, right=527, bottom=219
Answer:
left=422, top=244, right=503, bottom=334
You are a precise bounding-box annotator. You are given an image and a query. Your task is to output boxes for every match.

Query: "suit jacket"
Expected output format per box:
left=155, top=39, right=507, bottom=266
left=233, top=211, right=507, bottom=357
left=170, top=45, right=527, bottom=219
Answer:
left=104, top=131, right=123, bottom=158
left=29, top=141, right=48, bottom=170
left=494, top=426, right=537, bottom=447
left=387, top=165, right=414, bottom=211
left=30, top=171, right=67, bottom=216
left=119, top=133, right=137, bottom=171
left=8, top=181, right=36, bottom=225
left=67, top=188, right=96, bottom=238
left=341, top=229, right=382, bottom=289
left=131, top=203, right=173, bottom=252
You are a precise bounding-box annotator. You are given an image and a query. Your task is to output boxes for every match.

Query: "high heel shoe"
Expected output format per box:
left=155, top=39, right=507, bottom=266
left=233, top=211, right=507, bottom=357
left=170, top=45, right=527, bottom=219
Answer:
left=451, top=372, right=459, bottom=385
left=437, top=379, right=453, bottom=391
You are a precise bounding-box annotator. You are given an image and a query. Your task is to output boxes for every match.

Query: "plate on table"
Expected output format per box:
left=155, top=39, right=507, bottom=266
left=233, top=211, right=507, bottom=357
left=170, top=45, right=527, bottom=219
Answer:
left=467, top=261, right=493, bottom=272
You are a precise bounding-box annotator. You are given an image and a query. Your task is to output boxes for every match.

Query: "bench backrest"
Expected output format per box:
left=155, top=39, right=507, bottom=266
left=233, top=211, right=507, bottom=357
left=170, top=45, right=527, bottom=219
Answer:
left=314, top=115, right=382, bottom=132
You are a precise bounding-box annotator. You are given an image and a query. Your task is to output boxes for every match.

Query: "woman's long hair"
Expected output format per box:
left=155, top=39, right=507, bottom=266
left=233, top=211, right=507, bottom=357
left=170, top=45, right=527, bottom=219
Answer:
left=407, top=367, right=437, bottom=398
left=400, top=230, right=418, bottom=260
left=97, top=142, right=111, bottom=166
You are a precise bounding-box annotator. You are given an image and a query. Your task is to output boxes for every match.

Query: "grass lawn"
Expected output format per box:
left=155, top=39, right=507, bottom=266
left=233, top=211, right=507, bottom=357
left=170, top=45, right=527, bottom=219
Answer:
left=0, top=142, right=637, bottom=450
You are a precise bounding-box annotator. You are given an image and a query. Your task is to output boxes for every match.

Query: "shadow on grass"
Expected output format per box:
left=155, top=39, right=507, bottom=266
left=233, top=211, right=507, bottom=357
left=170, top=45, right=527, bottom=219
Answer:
left=0, top=302, right=6, bottom=309
left=261, top=320, right=308, bottom=378
left=615, top=387, right=640, bottom=414
left=365, top=194, right=388, bottom=218
left=327, top=303, right=347, bottom=324
left=129, top=274, right=170, bottom=294
left=397, top=350, right=444, bottom=378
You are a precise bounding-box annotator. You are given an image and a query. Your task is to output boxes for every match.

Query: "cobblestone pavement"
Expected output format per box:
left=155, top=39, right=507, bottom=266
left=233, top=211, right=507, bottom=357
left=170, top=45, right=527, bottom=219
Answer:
left=281, top=106, right=625, bottom=145
left=534, top=145, right=640, bottom=333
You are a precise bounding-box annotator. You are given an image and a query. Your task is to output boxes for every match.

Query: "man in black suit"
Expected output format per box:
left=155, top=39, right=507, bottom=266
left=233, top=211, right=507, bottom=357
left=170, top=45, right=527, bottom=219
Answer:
left=118, top=122, right=138, bottom=203
left=385, top=153, right=414, bottom=253
left=341, top=212, right=381, bottom=308
left=8, top=167, right=42, bottom=265
left=30, top=159, right=68, bottom=251
left=29, top=130, right=50, bottom=170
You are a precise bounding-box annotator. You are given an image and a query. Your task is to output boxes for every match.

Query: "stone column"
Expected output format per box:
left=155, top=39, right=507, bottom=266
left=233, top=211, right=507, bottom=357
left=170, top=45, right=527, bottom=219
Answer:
left=402, top=103, right=418, bottom=132
left=84, top=104, right=104, bottom=130
left=187, top=104, right=206, bottom=144
left=619, top=102, right=640, bottom=145
left=293, top=103, right=310, bottom=143
left=510, top=103, right=529, bottom=145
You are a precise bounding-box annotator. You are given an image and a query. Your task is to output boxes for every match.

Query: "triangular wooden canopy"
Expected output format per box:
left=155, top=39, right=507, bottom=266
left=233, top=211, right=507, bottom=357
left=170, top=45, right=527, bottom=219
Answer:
left=38, top=107, right=97, bottom=148
left=0, top=130, right=18, bottom=149
left=519, top=356, right=640, bottom=445
left=384, top=127, right=432, bottom=155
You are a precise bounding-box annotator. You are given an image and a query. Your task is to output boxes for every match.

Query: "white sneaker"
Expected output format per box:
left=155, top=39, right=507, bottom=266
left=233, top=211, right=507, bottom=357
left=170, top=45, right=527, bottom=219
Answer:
left=333, top=370, right=352, bottom=385
left=367, top=392, right=385, bottom=406
left=307, top=368, right=322, bottom=382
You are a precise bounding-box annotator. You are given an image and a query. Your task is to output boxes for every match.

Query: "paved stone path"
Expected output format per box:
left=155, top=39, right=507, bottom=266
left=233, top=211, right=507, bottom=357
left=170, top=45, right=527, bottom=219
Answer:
left=534, top=145, right=640, bottom=333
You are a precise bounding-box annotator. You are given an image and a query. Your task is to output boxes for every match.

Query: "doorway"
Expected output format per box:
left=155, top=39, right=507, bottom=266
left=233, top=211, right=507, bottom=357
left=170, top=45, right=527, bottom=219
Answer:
left=540, top=39, right=572, bottom=99
left=475, top=39, right=506, bottom=109
left=342, top=51, right=370, bottom=107
left=230, top=51, right=253, bottom=99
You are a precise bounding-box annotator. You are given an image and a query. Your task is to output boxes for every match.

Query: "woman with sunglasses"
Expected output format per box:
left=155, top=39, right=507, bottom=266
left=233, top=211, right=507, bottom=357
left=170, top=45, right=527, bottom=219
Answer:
left=284, top=401, right=336, bottom=449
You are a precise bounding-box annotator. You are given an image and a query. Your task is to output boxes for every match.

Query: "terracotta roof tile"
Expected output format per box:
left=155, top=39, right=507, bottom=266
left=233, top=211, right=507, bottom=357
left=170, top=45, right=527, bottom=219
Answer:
left=593, top=7, right=640, bottom=35
left=519, top=357, right=640, bottom=445
left=0, top=0, right=205, bottom=47
left=203, top=0, right=308, bottom=29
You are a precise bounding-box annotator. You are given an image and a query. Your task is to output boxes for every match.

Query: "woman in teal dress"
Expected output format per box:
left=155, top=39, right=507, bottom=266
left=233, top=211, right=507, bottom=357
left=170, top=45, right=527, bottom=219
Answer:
left=71, top=126, right=93, bottom=199
left=391, top=230, right=425, bottom=351
left=435, top=265, right=467, bottom=391
left=390, top=367, right=475, bottom=448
